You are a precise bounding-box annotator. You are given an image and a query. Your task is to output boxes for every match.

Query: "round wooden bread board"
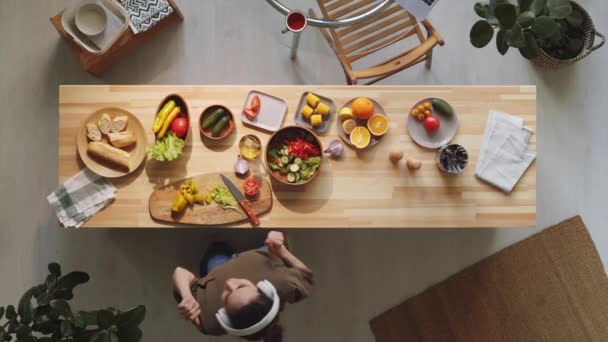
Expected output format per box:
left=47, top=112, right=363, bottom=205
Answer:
left=77, top=107, right=148, bottom=178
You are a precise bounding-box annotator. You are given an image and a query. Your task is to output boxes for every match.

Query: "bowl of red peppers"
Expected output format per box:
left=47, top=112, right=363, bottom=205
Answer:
left=265, top=126, right=323, bottom=186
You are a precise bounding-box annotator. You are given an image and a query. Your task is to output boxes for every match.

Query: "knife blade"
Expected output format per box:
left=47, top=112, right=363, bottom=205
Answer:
left=220, top=174, right=260, bottom=226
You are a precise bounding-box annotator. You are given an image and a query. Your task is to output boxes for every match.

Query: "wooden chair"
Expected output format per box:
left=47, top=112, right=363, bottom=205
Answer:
left=310, top=0, right=444, bottom=85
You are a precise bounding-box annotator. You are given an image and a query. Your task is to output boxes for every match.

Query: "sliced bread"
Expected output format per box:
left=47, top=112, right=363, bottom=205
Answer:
left=108, top=131, right=137, bottom=148
left=111, top=115, right=128, bottom=132
left=98, top=113, right=112, bottom=134
left=86, top=123, right=102, bottom=142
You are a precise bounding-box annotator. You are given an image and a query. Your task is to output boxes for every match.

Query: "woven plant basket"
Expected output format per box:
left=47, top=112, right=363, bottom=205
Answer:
left=531, top=1, right=605, bottom=69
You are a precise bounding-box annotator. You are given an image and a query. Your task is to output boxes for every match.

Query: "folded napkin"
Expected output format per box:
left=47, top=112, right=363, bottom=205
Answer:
left=47, top=169, right=116, bottom=228
left=120, top=0, right=173, bottom=34
left=475, top=111, right=536, bottom=192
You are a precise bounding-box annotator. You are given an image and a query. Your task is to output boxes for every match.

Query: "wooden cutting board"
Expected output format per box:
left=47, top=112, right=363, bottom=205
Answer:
left=149, top=173, right=272, bottom=226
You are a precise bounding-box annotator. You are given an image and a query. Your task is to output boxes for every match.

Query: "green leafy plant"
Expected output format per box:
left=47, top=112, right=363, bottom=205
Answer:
left=0, top=263, right=146, bottom=342
left=470, top=0, right=585, bottom=60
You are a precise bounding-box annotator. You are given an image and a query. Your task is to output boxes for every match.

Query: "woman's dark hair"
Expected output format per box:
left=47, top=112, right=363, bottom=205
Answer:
left=227, top=294, right=283, bottom=342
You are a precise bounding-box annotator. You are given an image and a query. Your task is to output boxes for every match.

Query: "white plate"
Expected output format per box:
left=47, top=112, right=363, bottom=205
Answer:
left=338, top=98, right=387, bottom=149
left=240, top=90, right=287, bottom=133
left=407, top=98, right=459, bottom=149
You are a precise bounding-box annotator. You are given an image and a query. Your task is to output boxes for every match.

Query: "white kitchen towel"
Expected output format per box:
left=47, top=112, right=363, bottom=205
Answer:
left=476, top=134, right=536, bottom=192
left=476, top=111, right=533, bottom=173
left=47, top=168, right=116, bottom=228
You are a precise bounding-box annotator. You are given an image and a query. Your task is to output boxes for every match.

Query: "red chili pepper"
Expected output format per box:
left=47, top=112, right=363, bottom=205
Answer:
left=287, top=137, right=320, bottom=160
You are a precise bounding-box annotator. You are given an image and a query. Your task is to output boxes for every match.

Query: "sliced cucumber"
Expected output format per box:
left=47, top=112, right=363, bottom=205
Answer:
left=287, top=173, right=296, bottom=183
left=269, top=163, right=281, bottom=171
left=301, top=163, right=308, bottom=171
left=295, top=173, right=301, bottom=182
left=289, top=164, right=300, bottom=172
left=280, top=156, right=289, bottom=165
left=294, top=158, right=303, bottom=166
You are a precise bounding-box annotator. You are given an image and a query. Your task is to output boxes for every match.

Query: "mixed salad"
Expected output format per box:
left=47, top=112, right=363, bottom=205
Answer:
left=267, top=129, right=321, bottom=184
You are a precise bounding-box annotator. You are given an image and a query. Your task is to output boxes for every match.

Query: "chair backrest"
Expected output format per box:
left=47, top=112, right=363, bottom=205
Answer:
left=317, top=0, right=423, bottom=64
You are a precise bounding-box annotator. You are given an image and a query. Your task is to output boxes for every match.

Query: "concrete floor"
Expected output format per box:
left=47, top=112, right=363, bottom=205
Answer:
left=1, top=0, right=607, bottom=341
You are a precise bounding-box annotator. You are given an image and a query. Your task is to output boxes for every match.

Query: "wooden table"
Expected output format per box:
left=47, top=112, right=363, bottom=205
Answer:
left=58, top=85, right=537, bottom=228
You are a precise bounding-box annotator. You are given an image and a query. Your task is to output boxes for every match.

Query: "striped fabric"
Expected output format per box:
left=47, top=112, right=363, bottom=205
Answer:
left=120, top=0, right=174, bottom=34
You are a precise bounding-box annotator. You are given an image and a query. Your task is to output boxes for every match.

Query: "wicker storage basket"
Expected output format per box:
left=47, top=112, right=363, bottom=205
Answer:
left=531, top=1, right=605, bottom=69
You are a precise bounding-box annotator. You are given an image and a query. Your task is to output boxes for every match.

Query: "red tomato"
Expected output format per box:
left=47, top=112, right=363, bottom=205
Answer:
left=243, top=108, right=257, bottom=120
left=251, top=96, right=261, bottom=113
left=170, top=117, right=189, bottom=138
left=243, top=178, right=260, bottom=197
left=423, top=116, right=440, bottom=132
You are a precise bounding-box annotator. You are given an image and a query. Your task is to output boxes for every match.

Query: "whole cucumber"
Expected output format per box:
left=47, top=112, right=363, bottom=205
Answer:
left=212, top=116, right=229, bottom=137
left=431, top=98, right=455, bottom=117
left=202, top=108, right=226, bottom=129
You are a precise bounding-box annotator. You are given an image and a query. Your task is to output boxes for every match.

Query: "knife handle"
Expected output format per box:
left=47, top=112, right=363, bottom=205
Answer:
left=240, top=200, right=260, bottom=226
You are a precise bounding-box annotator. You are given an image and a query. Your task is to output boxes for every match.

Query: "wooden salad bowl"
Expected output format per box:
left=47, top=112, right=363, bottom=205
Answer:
left=265, top=125, right=323, bottom=186
left=155, top=93, right=191, bottom=143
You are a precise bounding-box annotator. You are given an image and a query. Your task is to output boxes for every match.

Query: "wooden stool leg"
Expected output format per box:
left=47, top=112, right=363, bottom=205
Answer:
left=425, top=49, right=433, bottom=70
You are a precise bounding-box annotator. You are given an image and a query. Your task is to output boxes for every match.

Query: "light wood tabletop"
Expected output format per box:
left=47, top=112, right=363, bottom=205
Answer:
left=58, top=85, right=536, bottom=228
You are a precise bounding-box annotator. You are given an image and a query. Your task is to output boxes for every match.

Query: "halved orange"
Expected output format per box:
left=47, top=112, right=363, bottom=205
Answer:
left=367, top=114, right=389, bottom=136
left=350, top=126, right=371, bottom=149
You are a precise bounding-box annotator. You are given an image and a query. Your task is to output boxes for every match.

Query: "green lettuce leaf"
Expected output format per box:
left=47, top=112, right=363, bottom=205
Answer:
left=147, top=132, right=185, bottom=162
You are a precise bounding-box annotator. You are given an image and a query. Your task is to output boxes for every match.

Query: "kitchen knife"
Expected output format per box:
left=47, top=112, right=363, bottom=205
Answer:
left=220, top=174, right=260, bottom=226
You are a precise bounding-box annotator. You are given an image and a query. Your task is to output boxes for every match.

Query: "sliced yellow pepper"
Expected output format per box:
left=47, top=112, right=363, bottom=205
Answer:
left=153, top=100, right=176, bottom=133
left=157, top=106, right=181, bottom=139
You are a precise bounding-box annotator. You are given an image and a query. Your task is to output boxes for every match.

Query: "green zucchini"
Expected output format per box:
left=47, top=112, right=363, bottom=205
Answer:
left=431, top=98, right=455, bottom=117
left=203, top=108, right=226, bottom=129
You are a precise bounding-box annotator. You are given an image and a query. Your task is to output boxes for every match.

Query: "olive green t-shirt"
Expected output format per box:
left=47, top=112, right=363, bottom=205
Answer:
left=190, top=250, right=314, bottom=336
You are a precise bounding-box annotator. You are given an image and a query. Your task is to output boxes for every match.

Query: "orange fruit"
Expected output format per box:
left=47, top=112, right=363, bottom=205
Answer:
left=423, top=102, right=432, bottom=110
left=351, top=97, right=375, bottom=120
left=367, top=114, right=389, bottom=136
left=350, top=126, right=371, bottom=149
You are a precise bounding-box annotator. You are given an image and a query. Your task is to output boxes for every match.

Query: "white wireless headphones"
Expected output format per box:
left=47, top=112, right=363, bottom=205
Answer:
left=215, top=280, right=280, bottom=337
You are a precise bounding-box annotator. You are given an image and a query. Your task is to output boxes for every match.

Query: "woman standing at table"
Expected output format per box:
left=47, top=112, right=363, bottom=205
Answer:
left=172, top=231, right=313, bottom=341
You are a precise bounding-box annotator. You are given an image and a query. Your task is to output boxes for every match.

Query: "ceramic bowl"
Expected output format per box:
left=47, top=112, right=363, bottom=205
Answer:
left=199, top=105, right=235, bottom=140
left=75, top=3, right=107, bottom=36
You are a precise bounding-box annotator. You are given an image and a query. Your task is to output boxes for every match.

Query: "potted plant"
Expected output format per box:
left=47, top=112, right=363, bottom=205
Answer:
left=470, top=0, right=605, bottom=68
left=0, top=263, right=146, bottom=342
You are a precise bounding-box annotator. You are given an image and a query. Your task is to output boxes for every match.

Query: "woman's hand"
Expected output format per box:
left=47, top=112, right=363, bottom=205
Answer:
left=265, top=231, right=287, bottom=258
left=178, top=295, right=201, bottom=327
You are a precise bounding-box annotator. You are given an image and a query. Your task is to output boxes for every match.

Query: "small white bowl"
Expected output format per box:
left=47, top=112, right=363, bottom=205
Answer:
left=75, top=3, right=107, bottom=37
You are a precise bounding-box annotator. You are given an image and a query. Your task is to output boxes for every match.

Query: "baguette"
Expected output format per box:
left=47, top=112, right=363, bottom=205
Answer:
left=87, top=142, right=131, bottom=170
left=86, top=123, right=102, bottom=142
left=111, top=115, right=128, bottom=132
left=108, top=131, right=137, bottom=148
left=98, top=113, right=112, bottom=134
